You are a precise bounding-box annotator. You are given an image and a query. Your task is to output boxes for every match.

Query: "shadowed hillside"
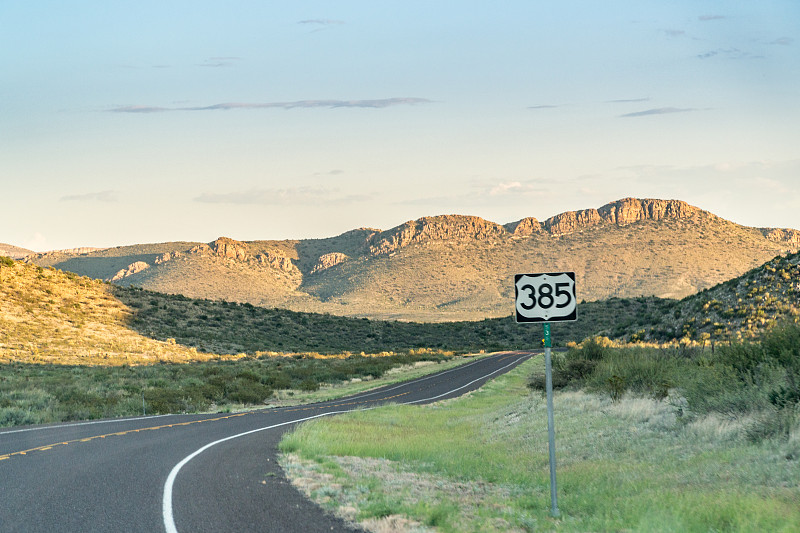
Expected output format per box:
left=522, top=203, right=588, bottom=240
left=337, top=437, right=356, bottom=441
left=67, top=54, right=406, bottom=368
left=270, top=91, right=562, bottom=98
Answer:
left=27, top=198, right=800, bottom=321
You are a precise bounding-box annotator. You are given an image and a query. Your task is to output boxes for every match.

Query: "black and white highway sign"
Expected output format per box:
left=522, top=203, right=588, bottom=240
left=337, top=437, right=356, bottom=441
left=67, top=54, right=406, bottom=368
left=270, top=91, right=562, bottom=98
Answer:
left=514, top=272, right=577, bottom=322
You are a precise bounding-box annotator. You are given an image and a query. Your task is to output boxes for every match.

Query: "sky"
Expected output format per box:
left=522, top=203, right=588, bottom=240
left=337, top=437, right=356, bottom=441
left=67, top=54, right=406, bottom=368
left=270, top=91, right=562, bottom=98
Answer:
left=2, top=1, right=799, bottom=251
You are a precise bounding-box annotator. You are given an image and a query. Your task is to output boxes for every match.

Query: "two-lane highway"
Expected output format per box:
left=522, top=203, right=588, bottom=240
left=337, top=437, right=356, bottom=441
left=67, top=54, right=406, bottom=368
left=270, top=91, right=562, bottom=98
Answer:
left=0, top=351, right=533, bottom=532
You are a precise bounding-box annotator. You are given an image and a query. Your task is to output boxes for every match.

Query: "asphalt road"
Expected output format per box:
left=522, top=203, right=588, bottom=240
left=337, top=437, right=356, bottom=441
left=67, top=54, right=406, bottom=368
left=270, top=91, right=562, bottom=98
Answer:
left=0, top=351, right=534, bottom=532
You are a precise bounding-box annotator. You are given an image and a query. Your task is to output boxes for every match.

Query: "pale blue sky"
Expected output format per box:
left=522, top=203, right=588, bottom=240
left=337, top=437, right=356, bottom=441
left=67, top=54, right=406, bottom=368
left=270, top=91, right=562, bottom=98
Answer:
left=2, top=1, right=799, bottom=251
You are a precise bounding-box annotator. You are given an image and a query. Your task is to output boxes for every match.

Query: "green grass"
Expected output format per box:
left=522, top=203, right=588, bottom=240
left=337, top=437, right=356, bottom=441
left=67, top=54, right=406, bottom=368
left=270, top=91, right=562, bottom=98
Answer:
left=279, top=357, right=800, bottom=532
left=0, top=351, right=466, bottom=427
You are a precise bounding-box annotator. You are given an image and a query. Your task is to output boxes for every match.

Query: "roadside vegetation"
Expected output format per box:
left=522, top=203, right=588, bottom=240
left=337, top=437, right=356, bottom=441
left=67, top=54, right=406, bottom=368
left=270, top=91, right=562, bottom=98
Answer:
left=0, top=351, right=460, bottom=427
left=280, top=326, right=800, bottom=532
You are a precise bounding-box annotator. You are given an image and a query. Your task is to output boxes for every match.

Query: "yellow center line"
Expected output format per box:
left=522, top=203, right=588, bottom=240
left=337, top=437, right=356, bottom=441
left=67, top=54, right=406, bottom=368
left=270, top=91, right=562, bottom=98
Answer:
left=0, top=356, right=529, bottom=463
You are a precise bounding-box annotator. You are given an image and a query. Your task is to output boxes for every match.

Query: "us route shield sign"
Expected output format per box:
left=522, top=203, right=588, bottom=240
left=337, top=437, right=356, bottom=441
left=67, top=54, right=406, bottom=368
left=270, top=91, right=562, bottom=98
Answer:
left=514, top=272, right=577, bottom=323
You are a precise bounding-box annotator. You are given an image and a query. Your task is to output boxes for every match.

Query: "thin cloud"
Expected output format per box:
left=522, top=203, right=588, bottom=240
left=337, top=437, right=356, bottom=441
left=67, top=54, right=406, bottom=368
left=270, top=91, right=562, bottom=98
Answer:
left=313, top=169, right=344, bottom=177
left=527, top=104, right=559, bottom=110
left=298, top=19, right=345, bottom=33
left=606, top=97, right=651, bottom=104
left=697, top=48, right=761, bottom=60
left=772, top=37, right=793, bottom=46
left=619, top=107, right=696, bottom=118
left=109, top=105, right=170, bottom=113
left=489, top=181, right=542, bottom=196
left=61, top=190, right=118, bottom=202
left=298, top=19, right=344, bottom=26
left=195, top=187, right=369, bottom=206
left=198, top=57, right=241, bottom=68
left=109, top=98, right=431, bottom=113
left=662, top=29, right=687, bottom=38
left=698, top=15, right=726, bottom=21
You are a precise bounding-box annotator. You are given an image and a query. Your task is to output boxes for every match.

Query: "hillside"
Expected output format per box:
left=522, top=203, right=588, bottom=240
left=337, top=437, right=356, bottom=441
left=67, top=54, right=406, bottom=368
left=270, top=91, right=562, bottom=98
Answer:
left=27, top=198, right=800, bottom=321
left=3, top=248, right=800, bottom=365
left=0, top=258, right=221, bottom=365
left=0, top=255, right=670, bottom=360
left=0, top=243, right=34, bottom=260
left=632, top=250, right=800, bottom=344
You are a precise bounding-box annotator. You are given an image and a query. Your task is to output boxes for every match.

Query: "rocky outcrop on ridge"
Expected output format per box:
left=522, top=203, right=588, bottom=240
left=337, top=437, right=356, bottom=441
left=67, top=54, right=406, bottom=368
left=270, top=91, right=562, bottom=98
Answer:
left=189, top=237, right=249, bottom=261
left=154, top=251, right=183, bottom=264
left=368, top=199, right=702, bottom=250
left=109, top=261, right=149, bottom=282
left=256, top=250, right=297, bottom=273
left=504, top=217, right=542, bottom=236
left=598, top=197, right=700, bottom=224
left=208, top=237, right=249, bottom=261
left=182, top=237, right=298, bottom=273
left=540, top=198, right=701, bottom=236
left=761, top=228, right=800, bottom=247
left=368, top=215, right=507, bottom=255
left=311, top=252, right=349, bottom=274
left=542, top=208, right=604, bottom=235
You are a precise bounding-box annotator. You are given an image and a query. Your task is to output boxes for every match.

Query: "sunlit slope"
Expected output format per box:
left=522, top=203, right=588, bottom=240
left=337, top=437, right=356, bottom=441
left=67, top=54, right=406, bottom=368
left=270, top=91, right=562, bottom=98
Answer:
left=28, top=199, right=799, bottom=321
left=0, top=259, right=216, bottom=364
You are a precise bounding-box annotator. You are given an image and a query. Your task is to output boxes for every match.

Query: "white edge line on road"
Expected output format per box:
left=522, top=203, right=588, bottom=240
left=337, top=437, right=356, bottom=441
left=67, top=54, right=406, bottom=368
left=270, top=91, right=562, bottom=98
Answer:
left=162, top=352, right=532, bottom=533
left=162, top=411, right=346, bottom=533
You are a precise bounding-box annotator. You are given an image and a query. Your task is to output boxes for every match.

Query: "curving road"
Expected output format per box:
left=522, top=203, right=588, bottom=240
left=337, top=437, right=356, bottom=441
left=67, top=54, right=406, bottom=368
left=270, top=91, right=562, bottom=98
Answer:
left=0, top=351, right=534, bottom=532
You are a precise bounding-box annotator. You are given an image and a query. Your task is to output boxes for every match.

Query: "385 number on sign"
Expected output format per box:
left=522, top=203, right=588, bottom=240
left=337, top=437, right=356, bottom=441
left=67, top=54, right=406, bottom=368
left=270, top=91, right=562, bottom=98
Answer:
left=514, top=272, right=577, bottom=322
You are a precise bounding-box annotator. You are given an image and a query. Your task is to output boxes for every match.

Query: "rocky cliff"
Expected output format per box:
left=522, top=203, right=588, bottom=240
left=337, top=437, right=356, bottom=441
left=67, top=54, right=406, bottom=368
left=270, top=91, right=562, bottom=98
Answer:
left=542, top=198, right=700, bottom=236
left=368, top=215, right=508, bottom=255
left=761, top=228, right=800, bottom=247
left=367, top=198, right=703, bottom=250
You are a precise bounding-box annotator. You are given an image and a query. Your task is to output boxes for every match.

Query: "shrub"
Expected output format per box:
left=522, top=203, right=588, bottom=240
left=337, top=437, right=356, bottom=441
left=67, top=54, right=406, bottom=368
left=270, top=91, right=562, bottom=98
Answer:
left=746, top=406, right=799, bottom=443
left=606, top=375, right=626, bottom=402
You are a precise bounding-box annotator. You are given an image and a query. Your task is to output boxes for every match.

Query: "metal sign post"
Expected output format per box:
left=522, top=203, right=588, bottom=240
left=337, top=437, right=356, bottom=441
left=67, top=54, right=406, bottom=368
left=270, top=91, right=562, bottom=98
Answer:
left=543, top=322, right=560, bottom=518
left=514, top=272, right=576, bottom=519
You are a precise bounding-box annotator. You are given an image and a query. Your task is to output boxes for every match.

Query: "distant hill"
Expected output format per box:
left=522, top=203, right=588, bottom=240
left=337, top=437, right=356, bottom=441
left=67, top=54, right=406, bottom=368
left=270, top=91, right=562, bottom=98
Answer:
left=27, top=198, right=800, bottom=321
left=4, top=249, right=799, bottom=364
left=0, top=243, right=34, bottom=259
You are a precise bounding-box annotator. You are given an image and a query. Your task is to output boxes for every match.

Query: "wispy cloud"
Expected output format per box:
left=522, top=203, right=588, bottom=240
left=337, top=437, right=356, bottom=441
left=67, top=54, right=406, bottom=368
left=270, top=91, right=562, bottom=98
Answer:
left=298, top=19, right=344, bottom=26
left=697, top=48, right=761, bottom=60
left=662, top=29, right=687, bottom=38
left=698, top=15, right=726, bottom=21
left=61, top=190, right=118, bottom=202
left=110, top=105, right=169, bottom=113
left=195, top=186, right=369, bottom=206
left=313, top=169, right=344, bottom=177
left=619, top=107, right=696, bottom=118
left=109, top=98, right=431, bottom=113
left=606, top=97, right=650, bottom=104
left=528, top=104, right=560, bottom=110
left=298, top=19, right=345, bottom=33
left=489, top=181, right=541, bottom=196
left=198, top=56, right=241, bottom=68
left=771, top=37, right=793, bottom=46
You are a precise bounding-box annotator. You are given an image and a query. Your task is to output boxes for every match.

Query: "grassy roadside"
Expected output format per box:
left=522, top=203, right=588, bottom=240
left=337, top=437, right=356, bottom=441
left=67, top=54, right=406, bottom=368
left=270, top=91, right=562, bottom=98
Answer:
left=0, top=352, right=478, bottom=427
left=279, top=357, right=800, bottom=532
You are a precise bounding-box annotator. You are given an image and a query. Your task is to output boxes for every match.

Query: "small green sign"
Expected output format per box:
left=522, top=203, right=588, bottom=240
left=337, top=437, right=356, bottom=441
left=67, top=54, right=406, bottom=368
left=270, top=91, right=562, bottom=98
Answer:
left=543, top=323, right=552, bottom=348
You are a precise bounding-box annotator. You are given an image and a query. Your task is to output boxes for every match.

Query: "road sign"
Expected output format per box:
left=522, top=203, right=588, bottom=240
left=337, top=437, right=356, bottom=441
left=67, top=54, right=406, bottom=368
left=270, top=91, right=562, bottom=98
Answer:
left=514, top=272, right=577, bottom=322
left=514, top=271, right=578, bottom=518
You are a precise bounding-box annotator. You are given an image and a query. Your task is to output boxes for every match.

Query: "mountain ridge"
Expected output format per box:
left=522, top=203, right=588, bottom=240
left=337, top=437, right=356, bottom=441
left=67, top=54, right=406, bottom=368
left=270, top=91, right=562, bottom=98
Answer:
left=25, top=198, right=800, bottom=321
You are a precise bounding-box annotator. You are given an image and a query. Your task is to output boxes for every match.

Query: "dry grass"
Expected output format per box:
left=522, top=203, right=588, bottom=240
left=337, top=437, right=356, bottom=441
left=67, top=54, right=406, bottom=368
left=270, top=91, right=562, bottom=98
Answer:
left=0, top=261, right=226, bottom=365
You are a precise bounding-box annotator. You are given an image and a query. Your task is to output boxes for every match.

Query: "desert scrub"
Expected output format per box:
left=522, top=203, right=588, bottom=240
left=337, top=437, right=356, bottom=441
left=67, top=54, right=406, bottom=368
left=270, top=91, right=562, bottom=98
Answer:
left=0, top=351, right=463, bottom=426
